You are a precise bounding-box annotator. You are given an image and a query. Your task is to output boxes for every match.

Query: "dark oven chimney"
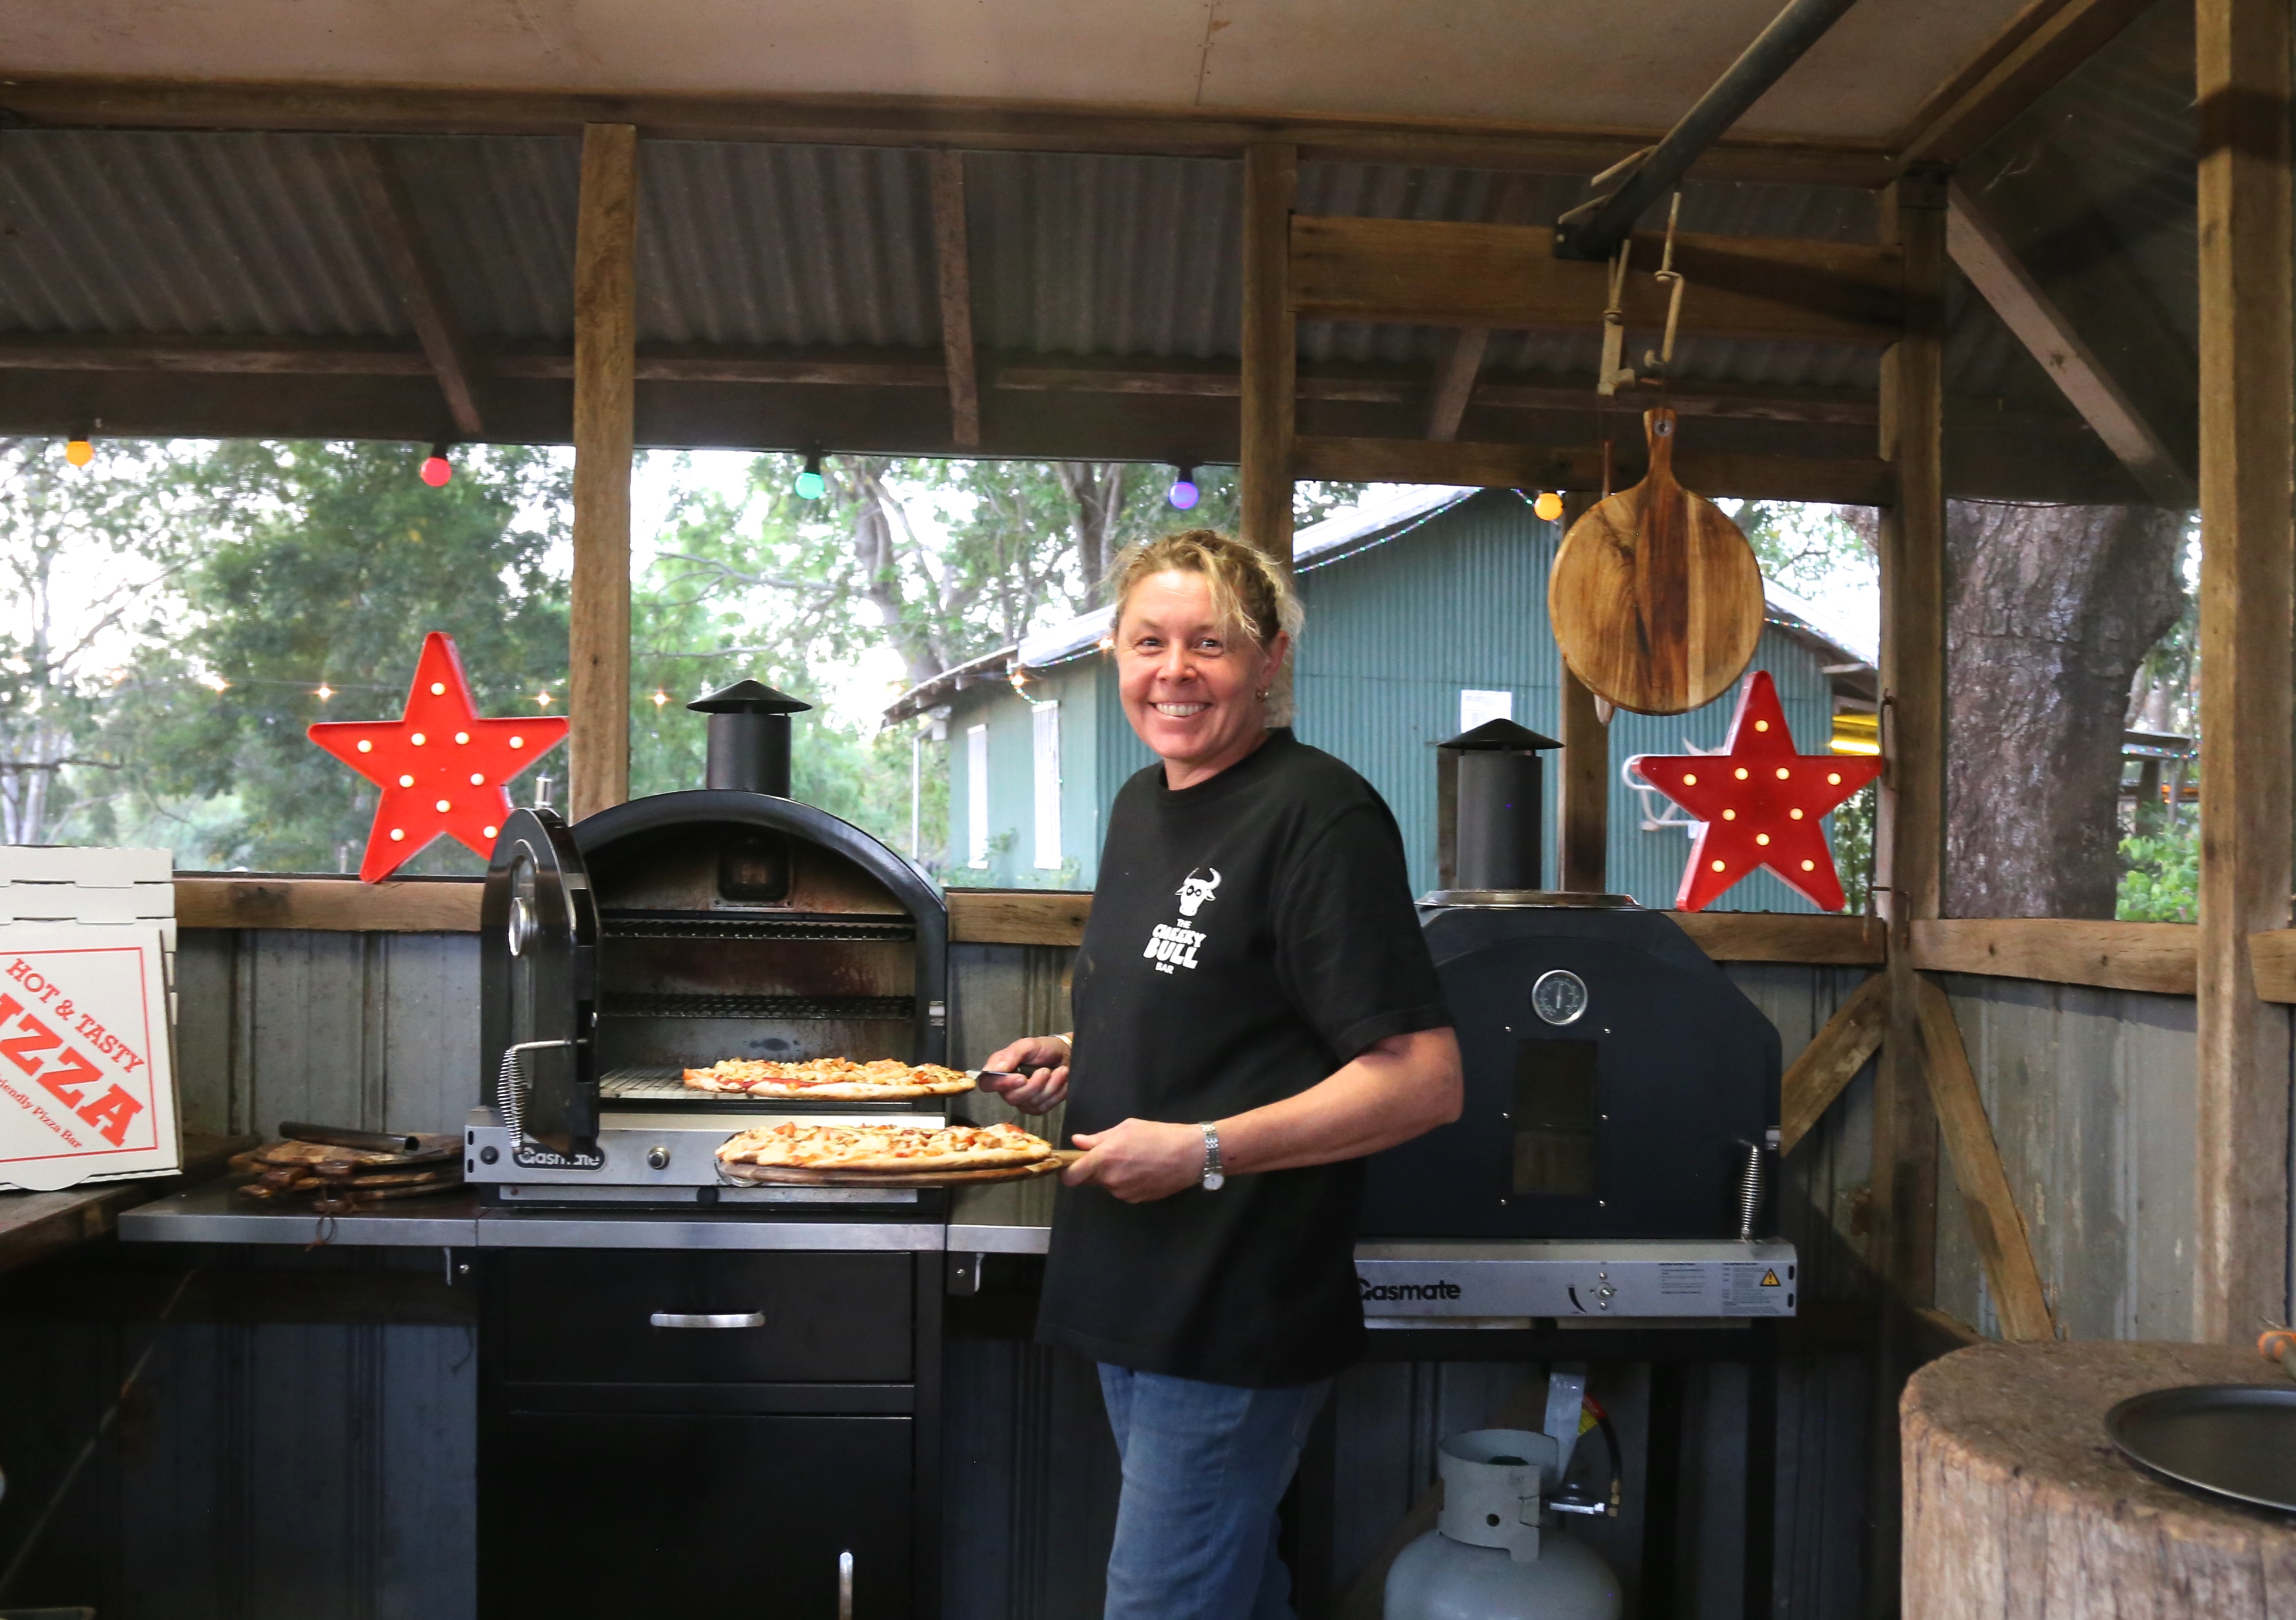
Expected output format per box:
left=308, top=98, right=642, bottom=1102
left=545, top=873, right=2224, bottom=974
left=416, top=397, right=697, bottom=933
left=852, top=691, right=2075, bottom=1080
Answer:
left=1436, top=718, right=1563, bottom=892
left=687, top=680, right=813, bottom=797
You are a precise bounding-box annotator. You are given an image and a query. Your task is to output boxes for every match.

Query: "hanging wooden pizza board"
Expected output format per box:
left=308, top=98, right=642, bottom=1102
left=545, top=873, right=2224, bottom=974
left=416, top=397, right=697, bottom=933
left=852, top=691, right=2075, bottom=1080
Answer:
left=1548, top=406, right=1766, bottom=716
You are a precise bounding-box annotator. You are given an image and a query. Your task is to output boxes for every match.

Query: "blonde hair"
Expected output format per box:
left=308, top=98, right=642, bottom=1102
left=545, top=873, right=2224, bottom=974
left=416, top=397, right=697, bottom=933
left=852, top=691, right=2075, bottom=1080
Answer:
left=1104, top=529, right=1304, bottom=724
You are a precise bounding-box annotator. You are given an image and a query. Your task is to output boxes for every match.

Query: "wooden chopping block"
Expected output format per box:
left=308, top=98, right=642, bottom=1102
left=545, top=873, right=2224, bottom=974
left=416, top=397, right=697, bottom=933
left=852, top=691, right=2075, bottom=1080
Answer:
left=1548, top=406, right=1765, bottom=715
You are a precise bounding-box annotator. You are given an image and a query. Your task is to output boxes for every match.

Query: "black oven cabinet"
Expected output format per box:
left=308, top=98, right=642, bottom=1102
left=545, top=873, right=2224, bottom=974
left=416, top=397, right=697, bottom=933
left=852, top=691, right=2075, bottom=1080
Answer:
left=476, top=1245, right=944, bottom=1619
left=1360, top=903, right=1782, bottom=1241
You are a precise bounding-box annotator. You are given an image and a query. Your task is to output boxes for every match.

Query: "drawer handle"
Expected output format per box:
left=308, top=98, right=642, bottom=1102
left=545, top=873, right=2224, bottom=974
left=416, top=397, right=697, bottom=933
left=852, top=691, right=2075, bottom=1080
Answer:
left=648, top=1311, right=767, bottom=1329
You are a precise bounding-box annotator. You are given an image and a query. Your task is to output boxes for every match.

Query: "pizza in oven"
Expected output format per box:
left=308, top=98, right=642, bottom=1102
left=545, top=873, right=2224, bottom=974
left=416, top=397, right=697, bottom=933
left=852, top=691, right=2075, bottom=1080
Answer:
left=716, top=1120, right=1053, bottom=1173
left=682, top=1057, right=976, bottom=1099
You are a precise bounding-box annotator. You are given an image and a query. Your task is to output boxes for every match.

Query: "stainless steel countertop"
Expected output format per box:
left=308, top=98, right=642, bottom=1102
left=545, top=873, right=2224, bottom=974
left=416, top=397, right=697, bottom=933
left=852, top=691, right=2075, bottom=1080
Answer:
left=118, top=1182, right=947, bottom=1252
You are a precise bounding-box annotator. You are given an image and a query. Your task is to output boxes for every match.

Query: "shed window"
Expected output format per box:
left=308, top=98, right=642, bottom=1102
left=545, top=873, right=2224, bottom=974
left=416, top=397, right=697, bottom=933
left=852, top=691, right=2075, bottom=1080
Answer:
left=966, top=724, right=990, bottom=868
left=1459, top=689, right=1514, bottom=731
left=1031, top=703, right=1061, bottom=869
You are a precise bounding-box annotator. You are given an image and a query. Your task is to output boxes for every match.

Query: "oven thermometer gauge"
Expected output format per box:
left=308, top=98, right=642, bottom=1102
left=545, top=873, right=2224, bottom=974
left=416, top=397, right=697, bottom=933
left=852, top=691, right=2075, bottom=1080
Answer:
left=1531, top=969, right=1589, bottom=1026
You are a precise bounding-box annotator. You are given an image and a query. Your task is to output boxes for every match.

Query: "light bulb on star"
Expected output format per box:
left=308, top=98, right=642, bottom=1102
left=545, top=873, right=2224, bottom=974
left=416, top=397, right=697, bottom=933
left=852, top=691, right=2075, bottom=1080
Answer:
left=307, top=631, right=568, bottom=881
left=1631, top=669, right=1881, bottom=912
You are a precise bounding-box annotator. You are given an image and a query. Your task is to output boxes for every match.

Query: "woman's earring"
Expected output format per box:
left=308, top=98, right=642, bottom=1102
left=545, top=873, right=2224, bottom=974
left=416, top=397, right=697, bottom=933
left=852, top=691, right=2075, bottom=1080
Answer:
left=1255, top=688, right=1272, bottom=703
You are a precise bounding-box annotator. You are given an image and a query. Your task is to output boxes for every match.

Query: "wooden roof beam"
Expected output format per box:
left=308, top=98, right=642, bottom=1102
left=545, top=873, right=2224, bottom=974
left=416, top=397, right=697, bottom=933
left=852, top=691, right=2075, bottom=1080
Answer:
left=347, top=138, right=485, bottom=438
left=1893, top=0, right=2159, bottom=169
left=928, top=150, right=981, bottom=449
left=1945, top=178, right=2194, bottom=507
left=1291, top=216, right=1903, bottom=346
left=0, top=76, right=1895, bottom=189
left=1291, top=433, right=1892, bottom=506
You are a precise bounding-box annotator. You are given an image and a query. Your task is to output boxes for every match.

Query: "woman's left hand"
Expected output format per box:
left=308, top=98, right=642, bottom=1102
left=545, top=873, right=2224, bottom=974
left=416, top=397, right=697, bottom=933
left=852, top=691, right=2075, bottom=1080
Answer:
left=1064, top=1118, right=1204, bottom=1203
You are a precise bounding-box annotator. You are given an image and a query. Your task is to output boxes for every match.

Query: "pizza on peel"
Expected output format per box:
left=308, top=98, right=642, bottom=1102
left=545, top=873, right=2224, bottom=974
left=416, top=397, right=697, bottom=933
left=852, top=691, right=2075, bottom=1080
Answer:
left=715, top=1119, right=1054, bottom=1174
left=682, top=1056, right=976, bottom=1100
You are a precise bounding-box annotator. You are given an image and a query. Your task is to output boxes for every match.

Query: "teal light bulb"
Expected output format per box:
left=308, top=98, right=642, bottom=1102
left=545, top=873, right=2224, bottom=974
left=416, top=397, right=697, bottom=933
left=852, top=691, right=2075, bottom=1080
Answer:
left=795, top=469, right=826, bottom=500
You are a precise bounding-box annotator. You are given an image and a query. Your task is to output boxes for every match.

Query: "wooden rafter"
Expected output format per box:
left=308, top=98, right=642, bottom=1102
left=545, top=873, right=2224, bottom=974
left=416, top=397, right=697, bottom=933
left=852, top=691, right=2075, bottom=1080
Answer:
left=1912, top=975, right=2058, bottom=1343
left=1779, top=972, right=1890, bottom=1155
left=346, top=139, right=485, bottom=438
left=1893, top=0, right=2159, bottom=167
left=928, top=150, right=981, bottom=449
left=0, top=76, right=1894, bottom=188
left=1291, top=435, right=1892, bottom=506
left=1423, top=329, right=1489, bottom=442
left=1945, top=180, right=2193, bottom=507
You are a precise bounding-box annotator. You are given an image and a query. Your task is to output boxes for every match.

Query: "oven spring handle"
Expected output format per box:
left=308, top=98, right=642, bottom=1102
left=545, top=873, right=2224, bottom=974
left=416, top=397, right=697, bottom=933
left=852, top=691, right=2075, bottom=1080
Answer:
left=495, top=1038, right=579, bottom=1141
left=838, top=1549, right=854, bottom=1619
left=648, top=1311, right=767, bottom=1329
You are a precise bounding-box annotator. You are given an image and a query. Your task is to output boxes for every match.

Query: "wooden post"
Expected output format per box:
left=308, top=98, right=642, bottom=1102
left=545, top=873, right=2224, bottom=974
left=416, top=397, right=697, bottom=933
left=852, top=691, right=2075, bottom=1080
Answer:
left=1240, top=143, right=1296, bottom=566
left=2194, top=0, right=2294, bottom=1344
left=1874, top=171, right=1948, bottom=1307
left=1868, top=169, right=1949, bottom=1620
left=569, top=123, right=637, bottom=822
left=1557, top=495, right=1608, bottom=892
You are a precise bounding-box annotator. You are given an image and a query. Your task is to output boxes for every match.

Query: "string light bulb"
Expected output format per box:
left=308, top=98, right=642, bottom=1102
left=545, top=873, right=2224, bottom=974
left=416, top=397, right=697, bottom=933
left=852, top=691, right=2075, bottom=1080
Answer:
left=314, top=683, right=334, bottom=701
left=1534, top=490, right=1565, bottom=522
left=794, top=450, right=826, bottom=502
left=64, top=435, right=94, bottom=468
left=651, top=689, right=670, bottom=707
left=420, top=442, right=453, bottom=488
left=1168, top=464, right=1199, bottom=510
left=534, top=690, right=552, bottom=708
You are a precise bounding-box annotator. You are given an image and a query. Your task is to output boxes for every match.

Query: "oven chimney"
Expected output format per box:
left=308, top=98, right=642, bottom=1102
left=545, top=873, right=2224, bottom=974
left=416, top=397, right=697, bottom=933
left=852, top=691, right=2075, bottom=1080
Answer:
left=686, top=680, right=813, bottom=796
left=1436, top=718, right=1563, bottom=892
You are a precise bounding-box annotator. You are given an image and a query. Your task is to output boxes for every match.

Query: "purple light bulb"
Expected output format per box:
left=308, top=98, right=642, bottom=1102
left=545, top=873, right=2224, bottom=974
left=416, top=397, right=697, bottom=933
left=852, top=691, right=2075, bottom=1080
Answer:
left=1168, top=467, right=1199, bottom=510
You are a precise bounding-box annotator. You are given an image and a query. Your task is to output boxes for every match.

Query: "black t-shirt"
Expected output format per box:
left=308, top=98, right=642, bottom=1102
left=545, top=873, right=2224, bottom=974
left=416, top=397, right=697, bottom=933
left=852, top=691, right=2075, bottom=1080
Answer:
left=1035, top=730, right=1451, bottom=1387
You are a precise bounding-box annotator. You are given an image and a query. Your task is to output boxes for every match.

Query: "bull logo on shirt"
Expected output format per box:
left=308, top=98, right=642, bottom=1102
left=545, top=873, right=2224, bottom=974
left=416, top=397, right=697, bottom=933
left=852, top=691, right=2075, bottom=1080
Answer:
left=1146, top=867, right=1222, bottom=974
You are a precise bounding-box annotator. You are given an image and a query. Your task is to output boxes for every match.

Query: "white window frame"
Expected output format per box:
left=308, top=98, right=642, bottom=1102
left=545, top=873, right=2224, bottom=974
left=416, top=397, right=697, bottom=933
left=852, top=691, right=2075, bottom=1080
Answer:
left=965, top=724, right=990, bottom=868
left=1030, top=701, right=1062, bottom=869
left=1459, top=688, right=1515, bottom=731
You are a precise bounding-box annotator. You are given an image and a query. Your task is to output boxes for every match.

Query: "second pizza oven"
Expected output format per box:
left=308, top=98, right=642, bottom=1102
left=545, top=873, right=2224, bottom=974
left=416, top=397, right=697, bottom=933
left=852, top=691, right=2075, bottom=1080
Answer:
left=468, top=677, right=952, bottom=1205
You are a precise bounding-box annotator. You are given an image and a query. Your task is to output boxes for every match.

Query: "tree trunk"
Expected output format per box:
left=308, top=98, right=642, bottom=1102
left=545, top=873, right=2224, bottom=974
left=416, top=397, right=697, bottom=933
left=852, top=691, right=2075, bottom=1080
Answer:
left=1056, top=461, right=1128, bottom=603
left=1944, top=501, right=2186, bottom=917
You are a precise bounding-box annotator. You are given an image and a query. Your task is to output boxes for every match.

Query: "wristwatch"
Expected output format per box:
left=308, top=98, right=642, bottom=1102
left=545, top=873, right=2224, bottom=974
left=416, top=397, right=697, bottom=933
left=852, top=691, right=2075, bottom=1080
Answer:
left=1198, top=1122, right=1225, bottom=1191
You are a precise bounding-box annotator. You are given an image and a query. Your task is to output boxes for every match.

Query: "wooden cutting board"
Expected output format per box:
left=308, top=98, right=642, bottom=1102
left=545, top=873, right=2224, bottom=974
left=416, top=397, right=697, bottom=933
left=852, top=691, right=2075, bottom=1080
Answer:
left=1548, top=406, right=1765, bottom=716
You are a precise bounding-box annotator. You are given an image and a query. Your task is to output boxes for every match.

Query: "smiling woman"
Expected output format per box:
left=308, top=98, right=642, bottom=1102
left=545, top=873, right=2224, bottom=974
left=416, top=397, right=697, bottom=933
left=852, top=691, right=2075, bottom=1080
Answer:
left=979, top=526, right=1463, bottom=1620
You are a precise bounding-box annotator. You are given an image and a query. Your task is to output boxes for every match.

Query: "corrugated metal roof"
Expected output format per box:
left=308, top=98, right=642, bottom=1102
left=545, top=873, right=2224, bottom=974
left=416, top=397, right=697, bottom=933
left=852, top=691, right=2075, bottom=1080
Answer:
left=0, top=33, right=2197, bottom=451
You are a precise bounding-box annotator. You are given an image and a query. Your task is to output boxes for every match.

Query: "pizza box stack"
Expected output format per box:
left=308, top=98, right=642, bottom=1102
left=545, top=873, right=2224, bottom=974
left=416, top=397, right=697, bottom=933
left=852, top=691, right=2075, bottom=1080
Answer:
left=0, top=846, right=181, bottom=1192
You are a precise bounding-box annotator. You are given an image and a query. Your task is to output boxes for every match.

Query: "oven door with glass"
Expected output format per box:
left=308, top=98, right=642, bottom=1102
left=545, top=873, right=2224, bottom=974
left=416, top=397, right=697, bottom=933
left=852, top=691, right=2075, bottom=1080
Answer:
left=1356, top=905, right=1779, bottom=1239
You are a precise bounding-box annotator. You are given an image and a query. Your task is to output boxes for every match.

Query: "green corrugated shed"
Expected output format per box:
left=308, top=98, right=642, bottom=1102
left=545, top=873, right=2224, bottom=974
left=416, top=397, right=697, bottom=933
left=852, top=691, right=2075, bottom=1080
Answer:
left=933, top=488, right=1857, bottom=912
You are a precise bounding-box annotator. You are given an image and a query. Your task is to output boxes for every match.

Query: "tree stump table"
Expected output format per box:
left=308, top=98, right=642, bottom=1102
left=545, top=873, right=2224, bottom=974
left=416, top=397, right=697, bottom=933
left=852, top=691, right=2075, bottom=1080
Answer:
left=1904, top=1341, right=2296, bottom=1617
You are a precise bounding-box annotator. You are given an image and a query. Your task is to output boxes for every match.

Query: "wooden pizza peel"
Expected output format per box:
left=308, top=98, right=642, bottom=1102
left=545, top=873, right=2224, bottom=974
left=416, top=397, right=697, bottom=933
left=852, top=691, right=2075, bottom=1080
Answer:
left=1548, top=405, right=1766, bottom=715
left=719, top=1150, right=1081, bottom=1189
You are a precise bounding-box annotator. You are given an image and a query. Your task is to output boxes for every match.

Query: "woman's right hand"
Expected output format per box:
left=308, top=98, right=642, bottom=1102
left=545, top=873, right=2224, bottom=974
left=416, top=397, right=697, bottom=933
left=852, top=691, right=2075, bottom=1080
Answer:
left=979, top=1035, right=1071, bottom=1114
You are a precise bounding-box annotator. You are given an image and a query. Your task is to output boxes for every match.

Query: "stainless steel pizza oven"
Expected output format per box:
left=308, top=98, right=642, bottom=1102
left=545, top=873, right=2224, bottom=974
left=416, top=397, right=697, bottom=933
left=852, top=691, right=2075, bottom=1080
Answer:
left=468, top=679, right=949, bottom=1206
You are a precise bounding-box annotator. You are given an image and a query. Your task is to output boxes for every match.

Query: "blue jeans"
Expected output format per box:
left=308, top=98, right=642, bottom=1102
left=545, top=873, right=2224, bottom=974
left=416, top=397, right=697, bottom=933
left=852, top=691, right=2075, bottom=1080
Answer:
left=1097, top=1364, right=1331, bottom=1620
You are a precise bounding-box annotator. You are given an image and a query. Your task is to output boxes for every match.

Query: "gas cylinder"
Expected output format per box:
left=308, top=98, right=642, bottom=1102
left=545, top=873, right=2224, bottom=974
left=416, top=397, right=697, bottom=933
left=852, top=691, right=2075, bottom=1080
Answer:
left=1383, top=1429, right=1623, bottom=1620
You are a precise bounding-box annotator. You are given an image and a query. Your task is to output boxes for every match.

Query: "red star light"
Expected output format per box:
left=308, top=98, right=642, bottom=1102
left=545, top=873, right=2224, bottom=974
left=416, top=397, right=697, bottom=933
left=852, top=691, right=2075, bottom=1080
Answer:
left=1633, top=670, right=1882, bottom=913
left=307, top=631, right=569, bottom=882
